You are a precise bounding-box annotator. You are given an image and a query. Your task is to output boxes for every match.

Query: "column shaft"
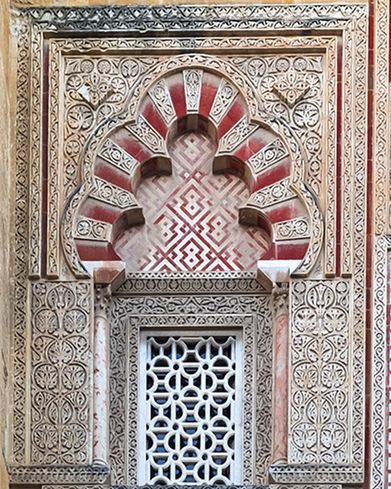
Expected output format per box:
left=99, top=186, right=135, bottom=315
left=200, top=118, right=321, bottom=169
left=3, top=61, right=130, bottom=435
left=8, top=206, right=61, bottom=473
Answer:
left=93, top=286, right=110, bottom=466
left=271, top=283, right=289, bottom=464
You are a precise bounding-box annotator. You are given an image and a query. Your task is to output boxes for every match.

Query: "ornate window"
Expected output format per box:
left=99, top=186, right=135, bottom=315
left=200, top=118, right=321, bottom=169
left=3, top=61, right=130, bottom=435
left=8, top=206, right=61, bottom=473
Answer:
left=138, top=330, right=243, bottom=485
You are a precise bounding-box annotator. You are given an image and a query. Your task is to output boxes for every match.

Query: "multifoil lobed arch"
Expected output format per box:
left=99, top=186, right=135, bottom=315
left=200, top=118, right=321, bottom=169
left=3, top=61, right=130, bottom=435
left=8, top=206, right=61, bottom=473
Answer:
left=61, top=54, right=323, bottom=278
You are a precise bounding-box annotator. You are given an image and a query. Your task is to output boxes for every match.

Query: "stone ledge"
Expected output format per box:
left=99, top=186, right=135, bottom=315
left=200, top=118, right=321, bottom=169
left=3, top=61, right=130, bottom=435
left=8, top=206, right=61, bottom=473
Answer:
left=9, top=464, right=110, bottom=485
left=35, top=485, right=342, bottom=489
left=10, top=480, right=345, bottom=488
left=269, top=464, right=363, bottom=484
left=115, top=271, right=267, bottom=296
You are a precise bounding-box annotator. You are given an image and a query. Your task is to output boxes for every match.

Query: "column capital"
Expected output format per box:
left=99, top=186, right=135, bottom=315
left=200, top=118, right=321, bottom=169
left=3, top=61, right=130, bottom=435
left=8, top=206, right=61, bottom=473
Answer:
left=94, top=285, right=111, bottom=319
left=272, top=282, right=289, bottom=319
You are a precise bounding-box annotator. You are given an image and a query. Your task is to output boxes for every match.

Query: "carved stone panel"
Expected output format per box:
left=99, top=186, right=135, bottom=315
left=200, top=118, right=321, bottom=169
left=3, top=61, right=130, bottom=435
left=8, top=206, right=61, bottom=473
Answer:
left=31, top=281, right=93, bottom=464
left=289, top=280, right=352, bottom=465
left=10, top=4, right=370, bottom=486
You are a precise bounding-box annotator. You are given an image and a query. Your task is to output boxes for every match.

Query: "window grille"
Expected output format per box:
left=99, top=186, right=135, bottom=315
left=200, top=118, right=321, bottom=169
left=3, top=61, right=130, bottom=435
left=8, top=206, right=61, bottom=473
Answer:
left=138, top=330, right=243, bottom=485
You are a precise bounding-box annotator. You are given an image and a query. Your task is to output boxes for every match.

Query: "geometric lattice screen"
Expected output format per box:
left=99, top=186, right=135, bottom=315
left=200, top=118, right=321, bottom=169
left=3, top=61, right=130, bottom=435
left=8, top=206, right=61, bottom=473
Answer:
left=138, top=331, right=243, bottom=484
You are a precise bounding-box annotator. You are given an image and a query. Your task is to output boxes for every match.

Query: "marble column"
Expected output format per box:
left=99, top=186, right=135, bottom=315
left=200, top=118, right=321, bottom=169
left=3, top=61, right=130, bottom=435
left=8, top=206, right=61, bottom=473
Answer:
left=271, top=282, right=289, bottom=464
left=93, top=285, right=111, bottom=466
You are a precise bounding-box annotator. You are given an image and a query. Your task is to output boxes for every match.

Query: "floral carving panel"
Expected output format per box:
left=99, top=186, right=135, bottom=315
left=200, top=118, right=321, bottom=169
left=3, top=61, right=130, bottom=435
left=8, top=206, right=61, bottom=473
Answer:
left=31, top=281, right=92, bottom=464
left=289, top=280, right=351, bottom=464
left=62, top=56, right=159, bottom=198
left=229, top=55, right=324, bottom=196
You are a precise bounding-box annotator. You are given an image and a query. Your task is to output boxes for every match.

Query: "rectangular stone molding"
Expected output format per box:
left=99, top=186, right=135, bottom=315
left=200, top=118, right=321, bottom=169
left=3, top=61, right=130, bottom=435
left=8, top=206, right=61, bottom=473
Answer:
left=31, top=281, right=93, bottom=464
left=110, top=288, right=273, bottom=486
left=9, top=464, right=109, bottom=485
left=270, top=486, right=341, bottom=489
left=370, top=235, right=390, bottom=489
left=42, top=486, right=338, bottom=489
left=42, top=486, right=105, bottom=489
left=289, top=280, right=353, bottom=464
left=41, top=485, right=341, bottom=489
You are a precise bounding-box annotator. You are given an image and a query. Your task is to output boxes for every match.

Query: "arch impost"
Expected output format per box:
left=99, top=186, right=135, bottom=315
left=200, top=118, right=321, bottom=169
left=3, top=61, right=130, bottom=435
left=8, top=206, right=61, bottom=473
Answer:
left=256, top=260, right=300, bottom=292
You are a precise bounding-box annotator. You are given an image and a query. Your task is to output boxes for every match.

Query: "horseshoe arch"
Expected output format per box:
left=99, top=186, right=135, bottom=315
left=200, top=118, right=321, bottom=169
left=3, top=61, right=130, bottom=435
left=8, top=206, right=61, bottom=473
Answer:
left=61, top=54, right=323, bottom=278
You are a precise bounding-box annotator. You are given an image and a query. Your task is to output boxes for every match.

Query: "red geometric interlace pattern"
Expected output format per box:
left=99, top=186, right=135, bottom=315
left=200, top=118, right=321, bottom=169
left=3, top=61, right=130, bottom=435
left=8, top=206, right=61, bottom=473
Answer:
left=115, top=132, right=270, bottom=272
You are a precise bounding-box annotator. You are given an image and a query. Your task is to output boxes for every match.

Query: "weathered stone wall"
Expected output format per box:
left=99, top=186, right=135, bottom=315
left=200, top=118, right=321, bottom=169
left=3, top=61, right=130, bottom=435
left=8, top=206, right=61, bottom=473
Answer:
left=0, top=0, right=13, bottom=486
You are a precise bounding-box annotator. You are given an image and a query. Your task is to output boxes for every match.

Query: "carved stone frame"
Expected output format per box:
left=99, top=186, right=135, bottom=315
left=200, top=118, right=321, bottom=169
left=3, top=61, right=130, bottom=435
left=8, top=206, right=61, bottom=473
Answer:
left=125, top=314, right=256, bottom=485
left=10, top=4, right=372, bottom=488
left=109, top=274, right=273, bottom=486
left=370, top=236, right=391, bottom=489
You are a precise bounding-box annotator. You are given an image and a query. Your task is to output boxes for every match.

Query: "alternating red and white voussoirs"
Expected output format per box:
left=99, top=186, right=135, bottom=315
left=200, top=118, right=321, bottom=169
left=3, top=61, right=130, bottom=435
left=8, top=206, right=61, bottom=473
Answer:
left=72, top=67, right=311, bottom=273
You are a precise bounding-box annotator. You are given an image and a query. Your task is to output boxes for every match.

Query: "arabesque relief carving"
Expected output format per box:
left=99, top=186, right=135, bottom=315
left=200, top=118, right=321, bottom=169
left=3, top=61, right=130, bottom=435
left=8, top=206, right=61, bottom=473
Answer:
left=289, top=280, right=351, bottom=464
left=31, top=281, right=92, bottom=464
left=10, top=3, right=373, bottom=489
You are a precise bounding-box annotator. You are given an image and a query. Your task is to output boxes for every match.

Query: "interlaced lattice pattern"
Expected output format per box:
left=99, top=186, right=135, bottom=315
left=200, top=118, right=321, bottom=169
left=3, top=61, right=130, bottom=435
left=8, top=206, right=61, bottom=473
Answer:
left=115, top=132, right=270, bottom=271
left=138, top=332, right=243, bottom=485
